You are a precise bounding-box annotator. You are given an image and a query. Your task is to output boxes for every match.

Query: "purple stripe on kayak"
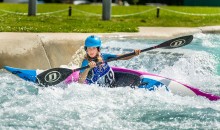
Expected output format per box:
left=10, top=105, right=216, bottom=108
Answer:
left=112, top=67, right=143, bottom=76
left=184, top=85, right=220, bottom=101
left=64, top=71, right=79, bottom=84
left=112, top=67, right=220, bottom=101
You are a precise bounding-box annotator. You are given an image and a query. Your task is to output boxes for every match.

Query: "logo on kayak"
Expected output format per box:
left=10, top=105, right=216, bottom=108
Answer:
left=44, top=71, right=61, bottom=83
left=170, top=39, right=186, bottom=48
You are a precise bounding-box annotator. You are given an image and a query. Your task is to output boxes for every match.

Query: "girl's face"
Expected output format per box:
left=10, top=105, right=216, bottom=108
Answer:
left=87, top=47, right=99, bottom=58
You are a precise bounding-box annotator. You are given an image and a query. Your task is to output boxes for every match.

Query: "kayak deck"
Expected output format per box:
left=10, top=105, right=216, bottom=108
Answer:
left=4, top=66, right=220, bottom=101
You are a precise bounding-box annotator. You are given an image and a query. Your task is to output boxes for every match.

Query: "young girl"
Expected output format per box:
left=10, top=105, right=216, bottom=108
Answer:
left=78, top=35, right=141, bottom=87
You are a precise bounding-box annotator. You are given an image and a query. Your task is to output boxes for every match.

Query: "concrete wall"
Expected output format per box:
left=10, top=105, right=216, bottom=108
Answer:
left=0, top=33, right=85, bottom=69
left=1, top=26, right=219, bottom=70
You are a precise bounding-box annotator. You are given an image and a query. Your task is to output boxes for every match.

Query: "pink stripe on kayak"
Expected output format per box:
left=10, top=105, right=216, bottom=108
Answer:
left=112, top=67, right=220, bottom=101
left=62, top=66, right=220, bottom=101
left=64, top=71, right=79, bottom=84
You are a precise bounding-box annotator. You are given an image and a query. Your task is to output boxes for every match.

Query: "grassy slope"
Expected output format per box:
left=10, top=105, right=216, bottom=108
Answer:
left=0, top=3, right=220, bottom=32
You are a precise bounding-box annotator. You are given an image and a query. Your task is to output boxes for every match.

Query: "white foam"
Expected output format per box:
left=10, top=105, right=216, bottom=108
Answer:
left=1, top=34, right=220, bottom=129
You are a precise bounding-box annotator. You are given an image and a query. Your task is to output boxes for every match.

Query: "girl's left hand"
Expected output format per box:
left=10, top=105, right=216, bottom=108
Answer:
left=134, top=49, right=141, bottom=56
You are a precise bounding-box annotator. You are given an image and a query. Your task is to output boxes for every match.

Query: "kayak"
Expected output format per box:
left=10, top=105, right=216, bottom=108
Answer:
left=4, top=65, right=220, bottom=101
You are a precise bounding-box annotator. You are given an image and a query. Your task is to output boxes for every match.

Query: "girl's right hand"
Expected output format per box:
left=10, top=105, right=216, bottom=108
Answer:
left=89, top=61, right=96, bottom=68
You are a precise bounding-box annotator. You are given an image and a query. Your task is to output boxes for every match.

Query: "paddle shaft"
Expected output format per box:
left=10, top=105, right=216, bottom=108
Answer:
left=73, top=35, right=193, bottom=72
left=73, top=45, right=157, bottom=72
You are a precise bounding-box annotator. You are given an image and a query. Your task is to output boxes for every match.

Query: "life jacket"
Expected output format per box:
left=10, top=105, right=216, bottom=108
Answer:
left=86, top=57, right=115, bottom=87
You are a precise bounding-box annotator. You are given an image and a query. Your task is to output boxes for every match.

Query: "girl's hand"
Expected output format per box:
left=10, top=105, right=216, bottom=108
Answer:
left=134, top=49, right=141, bottom=56
left=89, top=61, right=96, bottom=68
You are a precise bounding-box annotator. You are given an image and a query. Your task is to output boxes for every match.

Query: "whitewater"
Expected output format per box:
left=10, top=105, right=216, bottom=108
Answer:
left=0, top=33, right=219, bottom=129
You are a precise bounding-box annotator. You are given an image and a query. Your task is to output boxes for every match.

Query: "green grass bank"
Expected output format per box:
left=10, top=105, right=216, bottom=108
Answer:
left=0, top=3, right=220, bottom=32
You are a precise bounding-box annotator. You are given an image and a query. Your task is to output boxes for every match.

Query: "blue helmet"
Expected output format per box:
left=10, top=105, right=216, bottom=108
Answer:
left=84, top=35, right=101, bottom=49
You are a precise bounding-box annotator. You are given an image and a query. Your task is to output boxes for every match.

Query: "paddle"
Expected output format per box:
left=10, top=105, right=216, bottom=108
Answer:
left=37, top=35, right=193, bottom=87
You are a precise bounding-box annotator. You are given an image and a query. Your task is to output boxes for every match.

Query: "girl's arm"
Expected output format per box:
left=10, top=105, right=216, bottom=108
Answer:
left=78, top=61, right=96, bottom=83
left=78, top=68, right=90, bottom=83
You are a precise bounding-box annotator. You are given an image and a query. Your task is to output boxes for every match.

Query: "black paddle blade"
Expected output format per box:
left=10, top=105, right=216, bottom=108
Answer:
left=158, top=35, right=193, bottom=49
left=36, top=68, right=73, bottom=87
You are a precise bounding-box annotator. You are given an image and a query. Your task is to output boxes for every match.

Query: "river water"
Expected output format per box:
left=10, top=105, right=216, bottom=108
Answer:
left=0, top=33, right=219, bottom=129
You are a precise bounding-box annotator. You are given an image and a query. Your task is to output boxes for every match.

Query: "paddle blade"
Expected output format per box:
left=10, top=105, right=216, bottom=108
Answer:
left=158, top=35, right=193, bottom=49
left=36, top=68, right=73, bottom=87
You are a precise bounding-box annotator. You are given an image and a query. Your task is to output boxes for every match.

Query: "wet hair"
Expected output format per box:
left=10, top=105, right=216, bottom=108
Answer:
left=85, top=52, right=102, bottom=62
